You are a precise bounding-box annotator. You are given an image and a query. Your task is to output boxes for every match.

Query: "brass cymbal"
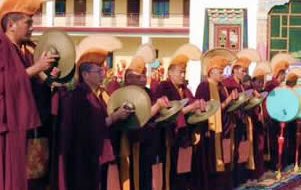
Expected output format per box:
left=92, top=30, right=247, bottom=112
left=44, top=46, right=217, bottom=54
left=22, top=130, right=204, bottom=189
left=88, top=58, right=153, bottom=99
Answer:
left=155, top=98, right=189, bottom=123
left=227, top=91, right=251, bottom=112
left=34, top=29, right=76, bottom=83
left=244, top=91, right=268, bottom=110
left=187, top=99, right=220, bottom=124
left=107, top=85, right=152, bottom=129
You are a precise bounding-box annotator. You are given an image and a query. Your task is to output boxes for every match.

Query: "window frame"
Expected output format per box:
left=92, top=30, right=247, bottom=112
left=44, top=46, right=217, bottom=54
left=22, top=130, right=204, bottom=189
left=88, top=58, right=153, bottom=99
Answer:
left=152, top=0, right=170, bottom=18
left=102, top=0, right=115, bottom=17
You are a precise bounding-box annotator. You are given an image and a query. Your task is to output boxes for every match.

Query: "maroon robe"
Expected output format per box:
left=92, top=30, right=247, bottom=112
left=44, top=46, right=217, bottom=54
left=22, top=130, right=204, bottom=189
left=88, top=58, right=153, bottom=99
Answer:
left=264, top=78, right=281, bottom=170
left=222, top=76, right=250, bottom=187
left=64, top=82, right=108, bottom=190
left=0, top=32, right=41, bottom=190
left=238, top=78, right=267, bottom=179
left=222, top=76, right=244, bottom=93
left=106, top=79, right=120, bottom=95
left=19, top=44, right=53, bottom=190
left=128, top=87, right=164, bottom=190
left=195, top=80, right=233, bottom=190
left=246, top=102, right=265, bottom=179
left=154, top=80, right=197, bottom=190
left=221, top=76, right=244, bottom=135
left=264, top=78, right=280, bottom=93
left=264, top=78, right=294, bottom=171
left=49, top=87, right=71, bottom=190
left=109, top=84, right=164, bottom=190
left=150, top=78, right=160, bottom=96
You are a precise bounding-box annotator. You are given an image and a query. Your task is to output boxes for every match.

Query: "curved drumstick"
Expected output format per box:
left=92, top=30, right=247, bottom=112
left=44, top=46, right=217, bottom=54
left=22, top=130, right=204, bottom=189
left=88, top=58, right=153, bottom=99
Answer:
left=277, top=122, right=286, bottom=180
left=294, top=120, right=301, bottom=172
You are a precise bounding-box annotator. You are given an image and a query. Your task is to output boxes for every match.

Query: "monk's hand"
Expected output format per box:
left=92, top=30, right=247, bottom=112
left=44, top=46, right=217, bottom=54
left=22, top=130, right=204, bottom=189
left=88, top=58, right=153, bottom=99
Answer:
left=230, top=89, right=239, bottom=100
left=198, top=99, right=207, bottom=112
left=156, top=96, right=170, bottom=109
left=192, top=132, right=201, bottom=145
left=51, top=81, right=64, bottom=89
left=253, top=90, right=261, bottom=98
left=258, top=112, right=264, bottom=123
left=35, top=51, right=59, bottom=72
left=151, top=96, right=169, bottom=117
left=112, top=106, right=132, bottom=122
left=189, top=100, right=202, bottom=112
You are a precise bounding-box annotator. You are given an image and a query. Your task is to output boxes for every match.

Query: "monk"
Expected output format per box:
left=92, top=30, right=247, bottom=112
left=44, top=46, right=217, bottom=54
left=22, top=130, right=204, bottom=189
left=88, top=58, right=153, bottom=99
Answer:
left=2, top=8, right=61, bottom=190
left=118, top=56, right=169, bottom=190
left=0, top=1, right=59, bottom=190
left=264, top=54, right=290, bottom=171
left=154, top=54, right=206, bottom=190
left=63, top=49, right=132, bottom=190
left=195, top=54, right=238, bottom=190
left=222, top=55, right=253, bottom=187
left=284, top=71, right=299, bottom=167
left=246, top=63, right=271, bottom=179
left=265, top=67, right=286, bottom=92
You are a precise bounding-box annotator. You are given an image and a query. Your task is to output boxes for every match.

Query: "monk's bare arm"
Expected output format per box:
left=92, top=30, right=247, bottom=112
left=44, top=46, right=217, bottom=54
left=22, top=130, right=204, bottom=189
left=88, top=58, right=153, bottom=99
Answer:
left=26, top=64, right=45, bottom=77
left=182, top=103, right=196, bottom=114
left=221, top=96, right=232, bottom=110
left=151, top=96, right=169, bottom=117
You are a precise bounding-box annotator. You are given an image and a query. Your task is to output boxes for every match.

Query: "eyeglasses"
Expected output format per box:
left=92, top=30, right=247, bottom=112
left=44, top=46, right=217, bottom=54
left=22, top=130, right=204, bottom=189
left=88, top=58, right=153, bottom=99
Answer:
left=211, top=70, right=223, bottom=75
left=240, top=69, right=248, bottom=73
left=127, top=73, right=144, bottom=77
left=88, top=69, right=105, bottom=73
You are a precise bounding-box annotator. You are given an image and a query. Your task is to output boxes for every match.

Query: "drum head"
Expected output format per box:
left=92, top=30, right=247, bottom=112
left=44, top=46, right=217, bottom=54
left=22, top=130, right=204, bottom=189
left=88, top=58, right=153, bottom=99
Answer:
left=266, top=87, right=300, bottom=122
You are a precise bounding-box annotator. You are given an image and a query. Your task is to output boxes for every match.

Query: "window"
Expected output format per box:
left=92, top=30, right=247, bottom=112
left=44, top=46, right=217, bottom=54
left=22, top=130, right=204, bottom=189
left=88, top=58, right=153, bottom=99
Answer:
left=269, top=0, right=301, bottom=59
left=152, top=0, right=169, bottom=17
left=55, top=0, right=66, bottom=16
left=214, top=25, right=241, bottom=51
left=102, top=0, right=115, bottom=16
left=106, top=52, right=114, bottom=68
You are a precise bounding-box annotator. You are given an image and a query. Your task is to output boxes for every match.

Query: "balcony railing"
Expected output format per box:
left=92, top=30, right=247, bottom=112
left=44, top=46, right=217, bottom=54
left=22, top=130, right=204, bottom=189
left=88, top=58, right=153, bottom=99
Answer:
left=32, top=13, right=189, bottom=28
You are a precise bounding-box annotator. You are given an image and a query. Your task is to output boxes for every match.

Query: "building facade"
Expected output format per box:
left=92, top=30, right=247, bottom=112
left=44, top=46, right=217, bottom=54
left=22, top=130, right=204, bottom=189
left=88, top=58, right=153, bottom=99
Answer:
left=32, top=0, right=298, bottom=92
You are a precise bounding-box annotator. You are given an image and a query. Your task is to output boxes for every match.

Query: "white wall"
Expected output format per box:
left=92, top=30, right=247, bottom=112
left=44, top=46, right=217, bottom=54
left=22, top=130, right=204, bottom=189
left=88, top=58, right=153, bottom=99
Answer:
left=188, top=0, right=259, bottom=94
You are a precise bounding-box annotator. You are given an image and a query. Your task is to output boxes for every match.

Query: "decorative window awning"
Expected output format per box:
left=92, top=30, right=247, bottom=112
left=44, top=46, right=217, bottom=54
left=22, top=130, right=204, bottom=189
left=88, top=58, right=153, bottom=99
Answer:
left=207, top=8, right=244, bottom=24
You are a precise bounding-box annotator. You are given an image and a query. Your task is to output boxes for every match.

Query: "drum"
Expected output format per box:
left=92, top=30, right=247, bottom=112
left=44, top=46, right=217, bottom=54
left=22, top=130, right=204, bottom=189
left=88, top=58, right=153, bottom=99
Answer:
left=266, top=87, right=300, bottom=122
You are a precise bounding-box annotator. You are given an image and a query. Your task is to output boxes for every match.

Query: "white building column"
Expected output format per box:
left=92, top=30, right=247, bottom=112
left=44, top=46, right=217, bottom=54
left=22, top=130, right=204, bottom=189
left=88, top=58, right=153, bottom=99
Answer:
left=141, top=0, right=152, bottom=44
left=247, top=0, right=259, bottom=49
left=93, top=0, right=102, bottom=27
left=189, top=0, right=204, bottom=51
left=141, top=0, right=153, bottom=87
left=142, top=0, right=151, bottom=28
left=45, top=0, right=55, bottom=26
left=188, top=0, right=203, bottom=94
left=141, top=36, right=152, bottom=44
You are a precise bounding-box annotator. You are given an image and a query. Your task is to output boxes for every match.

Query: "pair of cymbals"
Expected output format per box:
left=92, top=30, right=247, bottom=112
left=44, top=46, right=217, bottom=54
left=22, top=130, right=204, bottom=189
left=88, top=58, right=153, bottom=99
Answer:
left=244, top=91, right=268, bottom=110
left=188, top=90, right=267, bottom=125
left=156, top=99, right=221, bottom=125
left=227, top=91, right=252, bottom=112
left=227, top=90, right=268, bottom=112
left=155, top=98, right=189, bottom=123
